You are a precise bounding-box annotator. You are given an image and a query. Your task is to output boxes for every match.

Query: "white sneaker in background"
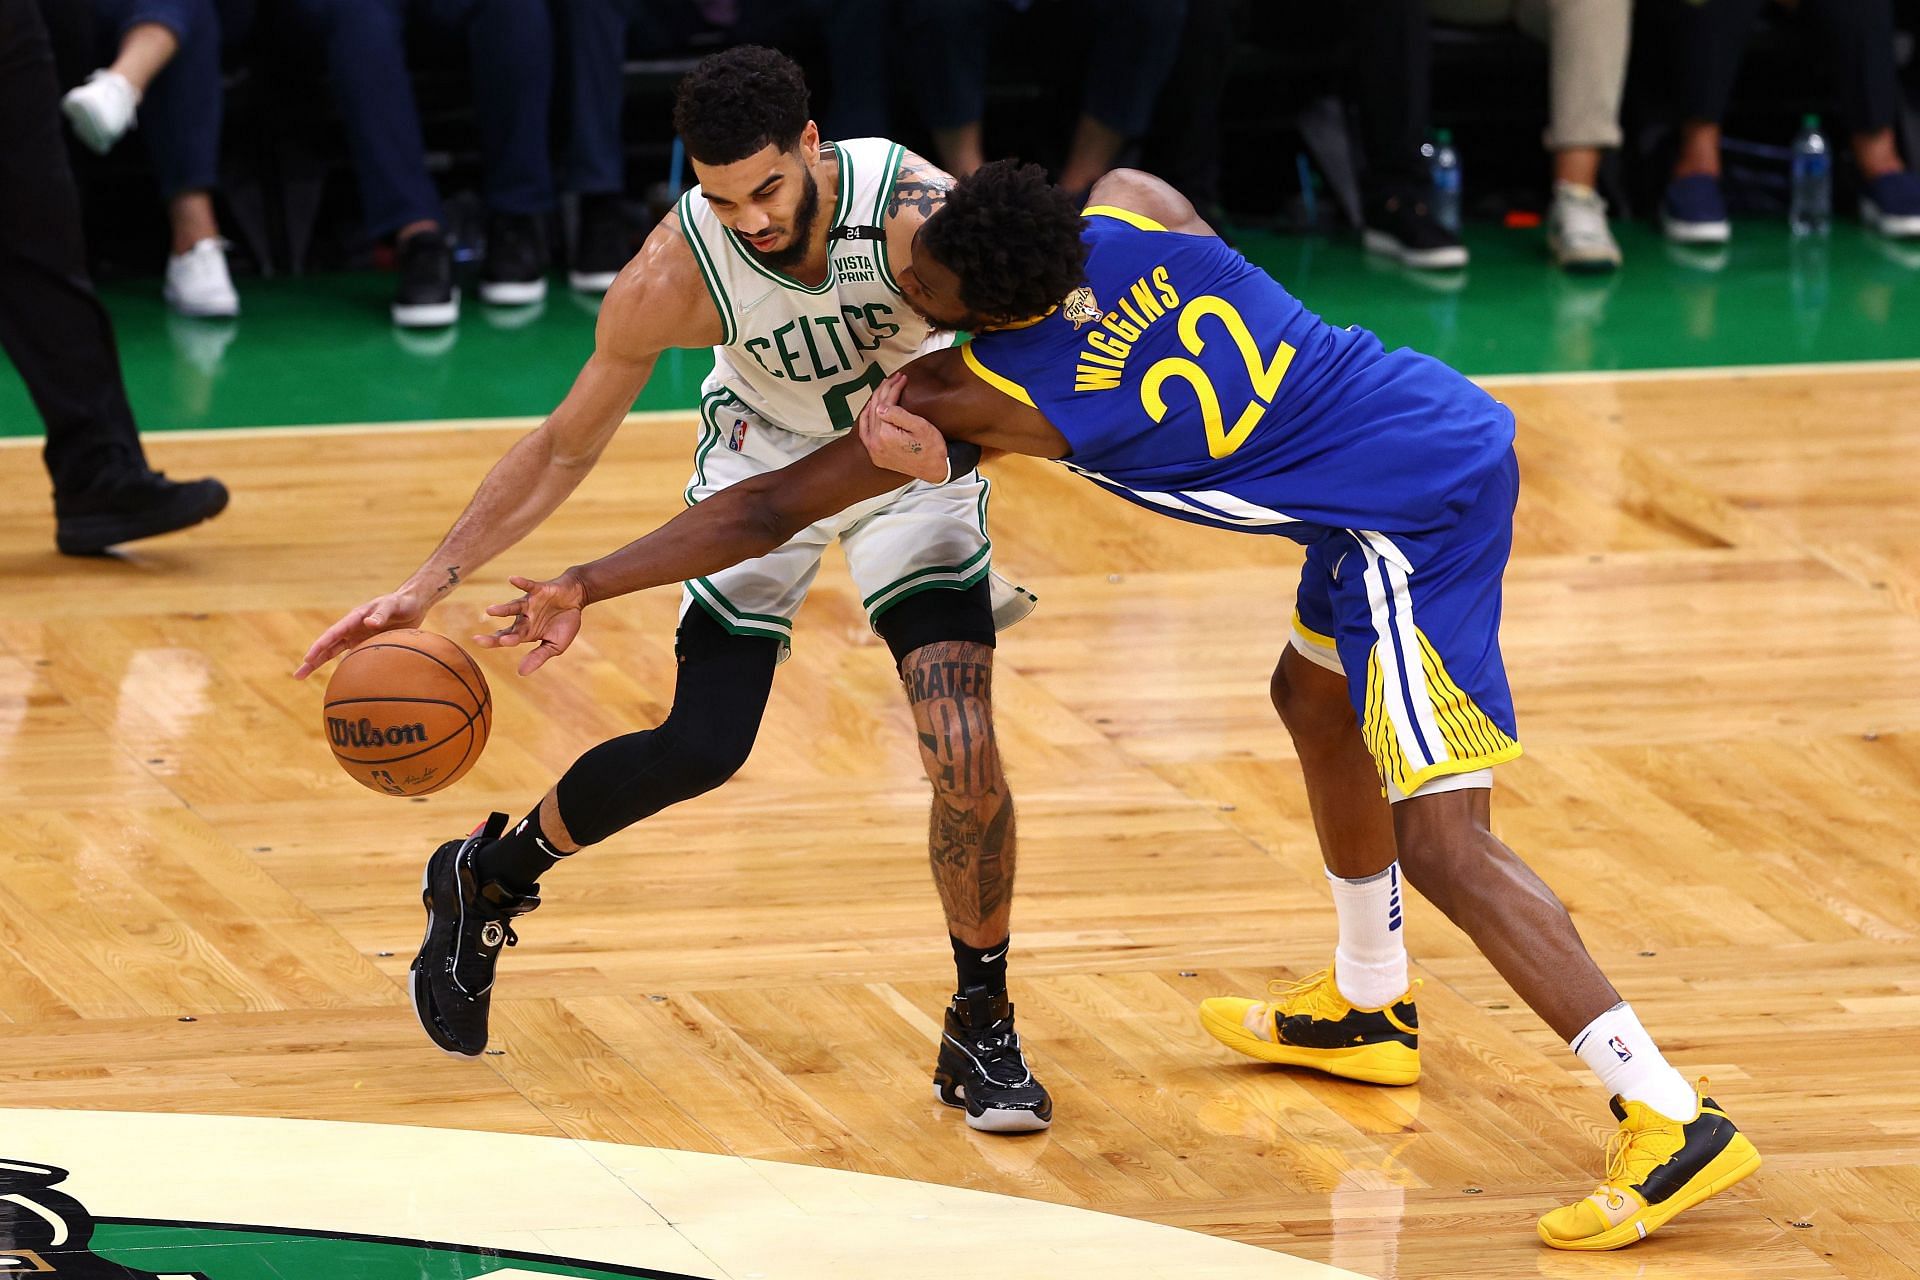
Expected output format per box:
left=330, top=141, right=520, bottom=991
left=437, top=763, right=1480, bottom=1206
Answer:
left=61, top=69, right=140, bottom=154
left=164, top=238, right=240, bottom=318
left=1547, top=181, right=1622, bottom=273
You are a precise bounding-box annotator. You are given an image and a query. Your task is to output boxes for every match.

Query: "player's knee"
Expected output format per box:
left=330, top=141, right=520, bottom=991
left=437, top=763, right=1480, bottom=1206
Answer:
left=919, top=706, right=1004, bottom=805
left=652, top=701, right=758, bottom=796
left=1270, top=651, right=1353, bottom=748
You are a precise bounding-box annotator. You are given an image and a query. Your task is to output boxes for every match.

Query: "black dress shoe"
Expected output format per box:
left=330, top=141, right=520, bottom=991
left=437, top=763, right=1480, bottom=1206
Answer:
left=55, top=469, right=229, bottom=556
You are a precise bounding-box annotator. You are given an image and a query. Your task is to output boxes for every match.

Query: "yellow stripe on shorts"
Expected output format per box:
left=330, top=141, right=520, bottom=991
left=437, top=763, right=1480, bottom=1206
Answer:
left=1362, top=628, right=1524, bottom=796
left=1291, top=609, right=1337, bottom=652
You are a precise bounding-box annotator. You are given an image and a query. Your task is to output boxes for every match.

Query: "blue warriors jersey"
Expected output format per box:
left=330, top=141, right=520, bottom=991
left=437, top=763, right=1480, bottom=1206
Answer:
left=963, top=208, right=1516, bottom=554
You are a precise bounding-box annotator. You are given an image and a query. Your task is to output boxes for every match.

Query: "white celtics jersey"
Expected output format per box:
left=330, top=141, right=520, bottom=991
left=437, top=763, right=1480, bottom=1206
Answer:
left=676, top=137, right=947, bottom=439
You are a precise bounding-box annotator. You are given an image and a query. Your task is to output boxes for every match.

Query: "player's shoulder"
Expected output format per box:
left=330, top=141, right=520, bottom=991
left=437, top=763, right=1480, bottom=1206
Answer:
left=876, top=144, right=954, bottom=232
left=596, top=210, right=724, bottom=354
left=1084, top=169, right=1216, bottom=238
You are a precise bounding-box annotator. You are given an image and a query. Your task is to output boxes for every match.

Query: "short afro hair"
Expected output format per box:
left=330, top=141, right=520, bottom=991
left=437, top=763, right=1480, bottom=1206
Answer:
left=920, top=160, right=1089, bottom=323
left=673, top=45, right=810, bottom=166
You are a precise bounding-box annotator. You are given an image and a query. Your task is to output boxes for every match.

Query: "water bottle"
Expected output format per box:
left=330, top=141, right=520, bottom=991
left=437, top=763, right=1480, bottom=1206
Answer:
left=1429, top=129, right=1462, bottom=233
left=1789, top=114, right=1831, bottom=236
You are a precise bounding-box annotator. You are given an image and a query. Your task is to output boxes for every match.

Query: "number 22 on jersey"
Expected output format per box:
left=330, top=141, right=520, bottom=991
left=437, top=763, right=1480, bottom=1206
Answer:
left=1140, top=295, right=1296, bottom=459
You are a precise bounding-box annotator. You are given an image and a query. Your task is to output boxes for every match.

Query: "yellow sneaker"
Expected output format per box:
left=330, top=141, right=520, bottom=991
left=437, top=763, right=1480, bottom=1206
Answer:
left=1198, top=967, right=1420, bottom=1086
left=1538, top=1089, right=1761, bottom=1250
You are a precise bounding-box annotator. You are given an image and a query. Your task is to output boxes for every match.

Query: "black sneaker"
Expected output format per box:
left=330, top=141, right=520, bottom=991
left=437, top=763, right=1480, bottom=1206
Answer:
left=1363, top=191, right=1468, bottom=270
left=480, top=213, right=549, bottom=306
left=392, top=228, right=459, bottom=328
left=54, top=469, right=229, bottom=556
left=933, top=985, right=1052, bottom=1132
left=570, top=194, right=630, bottom=294
left=409, top=812, right=541, bottom=1057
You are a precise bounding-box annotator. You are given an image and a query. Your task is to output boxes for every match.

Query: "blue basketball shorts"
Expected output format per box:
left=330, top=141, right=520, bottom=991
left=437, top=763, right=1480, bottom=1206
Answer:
left=1291, top=449, right=1523, bottom=801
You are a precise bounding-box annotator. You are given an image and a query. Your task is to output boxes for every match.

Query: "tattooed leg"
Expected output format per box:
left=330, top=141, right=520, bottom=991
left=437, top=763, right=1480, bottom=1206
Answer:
left=901, top=640, right=1015, bottom=949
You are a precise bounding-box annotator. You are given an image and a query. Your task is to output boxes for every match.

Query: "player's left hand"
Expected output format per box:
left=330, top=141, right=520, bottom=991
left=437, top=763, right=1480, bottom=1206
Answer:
left=477, top=571, right=587, bottom=675
left=857, top=373, right=948, bottom=483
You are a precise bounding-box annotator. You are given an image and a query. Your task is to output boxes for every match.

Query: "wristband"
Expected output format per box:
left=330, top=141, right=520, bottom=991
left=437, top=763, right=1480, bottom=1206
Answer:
left=944, top=438, right=983, bottom=482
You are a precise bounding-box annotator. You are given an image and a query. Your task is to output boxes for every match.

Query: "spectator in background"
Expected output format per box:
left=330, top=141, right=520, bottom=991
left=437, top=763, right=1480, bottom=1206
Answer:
left=1429, top=0, right=1628, bottom=272
left=284, top=0, right=557, bottom=326
left=1343, top=1, right=1468, bottom=271
left=559, top=0, right=907, bottom=296
left=2, top=0, right=228, bottom=554
left=1658, top=0, right=1920, bottom=244
left=899, top=0, right=1188, bottom=200
left=558, top=0, right=714, bottom=294
left=59, top=0, right=241, bottom=316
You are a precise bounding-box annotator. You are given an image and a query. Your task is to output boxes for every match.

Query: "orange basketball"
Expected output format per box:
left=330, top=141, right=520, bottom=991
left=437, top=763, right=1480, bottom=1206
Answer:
left=322, top=629, right=491, bottom=796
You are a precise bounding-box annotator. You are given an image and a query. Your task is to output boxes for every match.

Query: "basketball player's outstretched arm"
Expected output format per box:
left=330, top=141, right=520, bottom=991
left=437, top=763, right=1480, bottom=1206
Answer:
left=294, top=220, right=723, bottom=679
left=476, top=427, right=919, bottom=672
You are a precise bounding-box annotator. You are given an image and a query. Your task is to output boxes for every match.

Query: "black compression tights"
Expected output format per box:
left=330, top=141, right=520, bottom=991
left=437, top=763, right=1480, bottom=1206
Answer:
left=553, top=606, right=779, bottom=846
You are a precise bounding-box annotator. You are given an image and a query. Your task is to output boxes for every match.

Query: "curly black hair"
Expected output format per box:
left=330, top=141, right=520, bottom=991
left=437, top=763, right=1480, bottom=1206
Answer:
left=672, top=45, right=810, bottom=165
left=920, top=160, right=1089, bottom=323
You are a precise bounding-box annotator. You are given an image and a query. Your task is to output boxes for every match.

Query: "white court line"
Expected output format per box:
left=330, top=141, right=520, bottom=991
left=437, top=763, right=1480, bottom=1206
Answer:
left=1474, top=357, right=1920, bottom=387
left=0, top=409, right=693, bottom=447
left=4, top=358, right=1920, bottom=448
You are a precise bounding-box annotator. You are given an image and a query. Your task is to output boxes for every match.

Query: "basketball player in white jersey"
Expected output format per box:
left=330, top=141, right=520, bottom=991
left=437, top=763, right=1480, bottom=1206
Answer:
left=295, top=46, right=1050, bottom=1132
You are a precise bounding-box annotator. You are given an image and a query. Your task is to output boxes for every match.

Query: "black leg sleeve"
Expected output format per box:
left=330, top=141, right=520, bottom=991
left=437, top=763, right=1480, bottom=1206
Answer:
left=552, top=605, right=780, bottom=847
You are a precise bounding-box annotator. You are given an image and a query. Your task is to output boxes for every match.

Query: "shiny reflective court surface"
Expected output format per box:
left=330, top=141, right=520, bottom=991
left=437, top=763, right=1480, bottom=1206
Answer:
left=2, top=363, right=1919, bottom=1277
left=4, top=222, right=1919, bottom=435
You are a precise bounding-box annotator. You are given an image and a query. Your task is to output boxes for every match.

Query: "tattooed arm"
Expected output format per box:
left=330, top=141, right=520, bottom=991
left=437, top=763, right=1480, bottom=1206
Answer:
left=903, top=640, right=1016, bottom=945
left=883, top=149, right=955, bottom=280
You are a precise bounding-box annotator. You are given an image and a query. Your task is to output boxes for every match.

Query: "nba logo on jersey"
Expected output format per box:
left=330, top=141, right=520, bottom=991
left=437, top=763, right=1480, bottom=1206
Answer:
left=1608, top=1035, right=1634, bottom=1062
left=726, top=418, right=749, bottom=452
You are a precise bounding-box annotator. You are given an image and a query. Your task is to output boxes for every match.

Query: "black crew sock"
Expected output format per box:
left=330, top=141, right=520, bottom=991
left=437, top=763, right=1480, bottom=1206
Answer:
left=950, top=934, right=1010, bottom=999
left=473, top=806, right=567, bottom=893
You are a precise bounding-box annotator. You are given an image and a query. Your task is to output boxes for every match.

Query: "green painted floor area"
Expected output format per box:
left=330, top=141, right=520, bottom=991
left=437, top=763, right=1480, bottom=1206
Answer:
left=3, top=221, right=1917, bottom=437
left=89, top=1222, right=678, bottom=1279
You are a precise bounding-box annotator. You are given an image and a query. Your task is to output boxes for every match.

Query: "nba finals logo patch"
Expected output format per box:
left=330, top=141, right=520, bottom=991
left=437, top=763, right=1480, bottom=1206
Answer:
left=726, top=418, right=749, bottom=452
left=1609, top=1035, right=1634, bottom=1062
left=1063, top=286, right=1101, bottom=330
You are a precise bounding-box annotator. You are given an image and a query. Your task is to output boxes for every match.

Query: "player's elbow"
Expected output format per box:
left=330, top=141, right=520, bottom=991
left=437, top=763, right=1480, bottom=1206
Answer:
left=731, top=479, right=807, bottom=552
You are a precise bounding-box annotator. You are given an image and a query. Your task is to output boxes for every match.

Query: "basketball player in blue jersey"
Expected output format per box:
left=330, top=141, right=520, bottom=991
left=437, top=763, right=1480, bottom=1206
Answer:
left=478, top=160, right=1764, bottom=1248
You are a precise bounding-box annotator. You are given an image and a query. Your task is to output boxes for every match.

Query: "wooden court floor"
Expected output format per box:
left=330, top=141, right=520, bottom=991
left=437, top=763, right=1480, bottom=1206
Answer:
left=2, top=365, right=1919, bottom=1278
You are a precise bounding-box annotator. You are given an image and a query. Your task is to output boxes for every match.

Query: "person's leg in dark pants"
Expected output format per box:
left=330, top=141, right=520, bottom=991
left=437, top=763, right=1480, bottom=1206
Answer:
left=0, top=0, right=227, bottom=551
left=902, top=0, right=990, bottom=175
left=1801, top=0, right=1918, bottom=233
left=558, top=0, right=636, bottom=291
left=1353, top=0, right=1430, bottom=201
left=425, top=0, right=554, bottom=304
left=1348, top=0, right=1465, bottom=268
left=562, top=0, right=629, bottom=198
left=282, top=0, right=455, bottom=323
left=286, top=0, right=441, bottom=238
left=97, top=0, right=240, bottom=313
left=1144, top=0, right=1235, bottom=216
left=1060, top=0, right=1186, bottom=196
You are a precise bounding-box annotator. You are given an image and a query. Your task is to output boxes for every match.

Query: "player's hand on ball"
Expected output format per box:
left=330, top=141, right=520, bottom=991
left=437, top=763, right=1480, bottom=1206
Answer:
left=858, top=373, right=948, bottom=483
left=479, top=571, right=587, bottom=675
left=294, top=586, right=433, bottom=680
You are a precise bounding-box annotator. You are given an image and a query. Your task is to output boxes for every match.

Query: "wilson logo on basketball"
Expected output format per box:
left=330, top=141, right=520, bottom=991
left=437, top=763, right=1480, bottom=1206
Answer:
left=326, top=716, right=429, bottom=749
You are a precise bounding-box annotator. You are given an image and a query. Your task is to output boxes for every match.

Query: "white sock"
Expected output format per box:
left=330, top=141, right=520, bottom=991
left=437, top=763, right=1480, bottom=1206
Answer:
left=1327, top=863, right=1410, bottom=1008
left=1571, top=1002, right=1698, bottom=1120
